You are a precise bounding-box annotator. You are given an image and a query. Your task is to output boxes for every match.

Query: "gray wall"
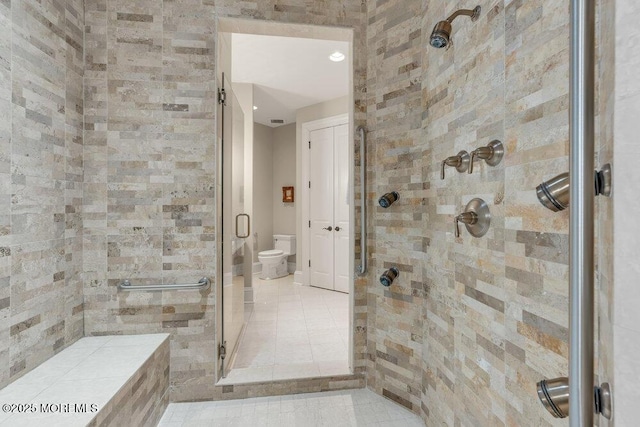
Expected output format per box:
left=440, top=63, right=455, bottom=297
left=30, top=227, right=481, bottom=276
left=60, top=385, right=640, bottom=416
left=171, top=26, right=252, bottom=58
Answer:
left=272, top=123, right=297, bottom=236
left=0, top=0, right=84, bottom=388
left=253, top=123, right=274, bottom=258
left=612, top=0, right=640, bottom=422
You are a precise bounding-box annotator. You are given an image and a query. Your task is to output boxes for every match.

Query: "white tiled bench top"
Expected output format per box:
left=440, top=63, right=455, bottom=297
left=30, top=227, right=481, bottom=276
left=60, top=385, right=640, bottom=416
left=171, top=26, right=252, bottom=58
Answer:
left=0, top=334, right=169, bottom=427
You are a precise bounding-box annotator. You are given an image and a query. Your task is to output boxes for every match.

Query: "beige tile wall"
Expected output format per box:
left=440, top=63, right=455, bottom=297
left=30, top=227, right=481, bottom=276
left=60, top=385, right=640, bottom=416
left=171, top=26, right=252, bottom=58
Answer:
left=596, top=0, right=614, bottom=426
left=366, top=0, right=614, bottom=425
left=0, top=0, right=85, bottom=389
left=365, top=0, right=425, bottom=413
left=83, top=0, right=368, bottom=402
left=0, top=0, right=617, bottom=423
left=83, top=0, right=218, bottom=402
left=88, top=338, right=170, bottom=427
left=80, top=0, right=616, bottom=423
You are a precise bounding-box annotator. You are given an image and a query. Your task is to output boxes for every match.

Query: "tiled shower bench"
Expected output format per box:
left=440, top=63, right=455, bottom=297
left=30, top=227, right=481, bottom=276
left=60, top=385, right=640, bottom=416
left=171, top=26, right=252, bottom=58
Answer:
left=0, top=334, right=170, bottom=427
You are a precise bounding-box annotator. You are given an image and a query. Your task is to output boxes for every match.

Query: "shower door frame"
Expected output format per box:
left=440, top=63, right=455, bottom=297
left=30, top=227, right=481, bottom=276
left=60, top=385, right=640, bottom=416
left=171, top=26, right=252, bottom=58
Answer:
left=214, top=17, right=357, bottom=384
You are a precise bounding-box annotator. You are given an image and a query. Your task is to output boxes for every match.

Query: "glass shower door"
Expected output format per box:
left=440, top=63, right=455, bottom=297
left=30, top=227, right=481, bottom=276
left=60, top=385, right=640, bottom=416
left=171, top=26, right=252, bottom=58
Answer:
left=219, top=73, right=246, bottom=378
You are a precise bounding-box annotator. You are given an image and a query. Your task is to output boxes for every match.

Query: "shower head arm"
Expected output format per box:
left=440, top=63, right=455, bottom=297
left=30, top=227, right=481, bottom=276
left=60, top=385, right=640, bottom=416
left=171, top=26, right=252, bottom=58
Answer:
left=445, top=6, right=481, bottom=23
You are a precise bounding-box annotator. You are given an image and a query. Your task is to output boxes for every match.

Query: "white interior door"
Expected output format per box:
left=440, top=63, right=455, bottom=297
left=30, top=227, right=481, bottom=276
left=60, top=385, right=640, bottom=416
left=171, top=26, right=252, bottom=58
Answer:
left=308, top=123, right=349, bottom=293
left=333, top=124, right=350, bottom=293
left=309, top=127, right=335, bottom=290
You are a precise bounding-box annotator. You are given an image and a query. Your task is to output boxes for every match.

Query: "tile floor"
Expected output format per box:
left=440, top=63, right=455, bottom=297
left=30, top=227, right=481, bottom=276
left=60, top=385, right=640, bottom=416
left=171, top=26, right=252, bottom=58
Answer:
left=158, top=388, right=424, bottom=427
left=219, top=275, right=350, bottom=384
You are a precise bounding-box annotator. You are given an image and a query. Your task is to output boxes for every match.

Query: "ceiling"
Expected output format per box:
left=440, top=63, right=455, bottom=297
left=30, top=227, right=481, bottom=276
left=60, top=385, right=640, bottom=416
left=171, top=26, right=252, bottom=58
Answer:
left=231, top=33, right=349, bottom=127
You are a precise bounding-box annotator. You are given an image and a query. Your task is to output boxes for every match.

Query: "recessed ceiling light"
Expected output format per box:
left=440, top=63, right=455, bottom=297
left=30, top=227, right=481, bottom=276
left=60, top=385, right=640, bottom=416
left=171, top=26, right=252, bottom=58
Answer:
left=329, top=51, right=345, bottom=62
left=253, top=106, right=258, bottom=110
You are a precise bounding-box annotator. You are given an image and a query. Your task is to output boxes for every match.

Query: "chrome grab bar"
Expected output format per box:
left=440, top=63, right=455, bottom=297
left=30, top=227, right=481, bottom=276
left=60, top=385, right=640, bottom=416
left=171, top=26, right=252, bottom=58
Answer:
left=357, top=125, right=367, bottom=276
left=235, top=213, right=250, bottom=238
left=118, top=277, right=210, bottom=292
left=536, top=0, right=613, bottom=423
left=569, top=0, right=596, bottom=424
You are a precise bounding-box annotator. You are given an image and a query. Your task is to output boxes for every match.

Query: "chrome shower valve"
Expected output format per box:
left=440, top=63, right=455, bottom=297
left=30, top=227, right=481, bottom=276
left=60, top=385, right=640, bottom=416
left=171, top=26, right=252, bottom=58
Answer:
left=454, top=198, right=491, bottom=238
left=468, top=140, right=504, bottom=174
left=440, top=150, right=470, bottom=179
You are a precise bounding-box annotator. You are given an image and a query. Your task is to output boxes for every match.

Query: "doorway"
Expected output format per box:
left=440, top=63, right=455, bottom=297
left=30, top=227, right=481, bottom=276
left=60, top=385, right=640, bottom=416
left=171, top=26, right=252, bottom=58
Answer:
left=215, top=19, right=355, bottom=385
left=303, top=115, right=350, bottom=293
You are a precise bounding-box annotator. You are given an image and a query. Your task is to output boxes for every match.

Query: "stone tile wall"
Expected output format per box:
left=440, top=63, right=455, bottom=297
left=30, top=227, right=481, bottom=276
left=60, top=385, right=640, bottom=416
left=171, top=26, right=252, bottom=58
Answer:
left=88, top=337, right=170, bottom=427
left=366, top=0, right=615, bottom=425
left=83, top=0, right=218, bottom=402
left=83, top=0, right=368, bottom=402
left=365, top=0, right=425, bottom=413
left=0, top=0, right=84, bottom=389
left=79, top=0, right=616, bottom=420
left=0, top=0, right=617, bottom=422
left=596, top=0, right=614, bottom=426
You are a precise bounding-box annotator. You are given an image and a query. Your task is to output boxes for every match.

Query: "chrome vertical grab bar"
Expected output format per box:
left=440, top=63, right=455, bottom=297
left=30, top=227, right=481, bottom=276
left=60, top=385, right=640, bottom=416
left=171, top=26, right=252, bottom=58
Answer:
left=357, top=125, right=367, bottom=275
left=569, top=0, right=595, bottom=425
left=118, top=277, right=210, bottom=291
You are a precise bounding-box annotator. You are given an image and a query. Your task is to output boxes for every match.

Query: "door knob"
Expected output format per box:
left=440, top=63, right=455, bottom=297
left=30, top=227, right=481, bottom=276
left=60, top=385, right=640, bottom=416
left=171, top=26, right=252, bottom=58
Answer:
left=322, top=226, right=333, bottom=231
left=335, top=226, right=341, bottom=231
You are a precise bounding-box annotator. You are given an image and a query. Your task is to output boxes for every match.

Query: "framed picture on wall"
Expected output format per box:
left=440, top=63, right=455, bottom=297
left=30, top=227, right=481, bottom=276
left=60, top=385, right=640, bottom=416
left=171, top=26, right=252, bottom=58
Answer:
left=282, top=186, right=294, bottom=203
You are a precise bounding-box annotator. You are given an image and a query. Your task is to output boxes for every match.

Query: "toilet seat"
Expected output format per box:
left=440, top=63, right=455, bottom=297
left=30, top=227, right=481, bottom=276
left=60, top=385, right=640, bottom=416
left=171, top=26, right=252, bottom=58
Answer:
left=259, top=249, right=284, bottom=258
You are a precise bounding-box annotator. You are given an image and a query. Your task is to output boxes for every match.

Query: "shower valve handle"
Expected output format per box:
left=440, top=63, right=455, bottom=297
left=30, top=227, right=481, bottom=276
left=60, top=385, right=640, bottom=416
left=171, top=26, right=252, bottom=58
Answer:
left=468, top=140, right=504, bottom=174
left=454, top=212, right=478, bottom=237
left=454, top=198, right=491, bottom=238
left=440, top=150, right=470, bottom=179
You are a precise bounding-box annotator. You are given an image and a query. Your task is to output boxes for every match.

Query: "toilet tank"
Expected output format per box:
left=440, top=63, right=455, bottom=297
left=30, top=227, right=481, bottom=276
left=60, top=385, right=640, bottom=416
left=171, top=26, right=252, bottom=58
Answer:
left=273, top=234, right=296, bottom=255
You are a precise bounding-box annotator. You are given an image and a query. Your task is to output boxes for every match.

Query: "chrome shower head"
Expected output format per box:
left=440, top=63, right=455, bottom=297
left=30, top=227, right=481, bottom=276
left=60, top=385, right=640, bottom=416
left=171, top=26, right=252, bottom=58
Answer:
left=535, top=164, right=612, bottom=212
left=536, top=172, right=570, bottom=212
left=430, top=6, right=481, bottom=49
left=430, top=21, right=452, bottom=48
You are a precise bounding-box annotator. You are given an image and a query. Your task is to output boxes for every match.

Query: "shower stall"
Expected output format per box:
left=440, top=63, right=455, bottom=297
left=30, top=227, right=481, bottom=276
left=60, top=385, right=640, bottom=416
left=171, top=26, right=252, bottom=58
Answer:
left=1, top=0, right=636, bottom=425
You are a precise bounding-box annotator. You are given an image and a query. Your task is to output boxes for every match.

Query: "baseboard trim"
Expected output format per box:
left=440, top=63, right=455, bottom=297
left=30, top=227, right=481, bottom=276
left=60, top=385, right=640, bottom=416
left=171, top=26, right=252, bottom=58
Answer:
left=293, top=270, right=305, bottom=286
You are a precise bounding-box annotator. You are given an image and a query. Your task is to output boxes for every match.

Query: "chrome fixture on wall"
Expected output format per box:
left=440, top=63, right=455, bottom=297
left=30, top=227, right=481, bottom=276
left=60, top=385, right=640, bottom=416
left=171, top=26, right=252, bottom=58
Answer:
left=119, top=277, right=210, bottom=292
left=357, top=126, right=367, bottom=276
left=454, top=198, right=490, bottom=238
left=535, top=0, right=614, bottom=424
left=537, top=377, right=570, bottom=418
left=468, top=140, right=504, bottom=174
left=536, top=172, right=569, bottom=211
left=378, top=191, right=399, bottom=208
left=536, top=163, right=612, bottom=212
left=441, top=150, right=470, bottom=179
left=379, top=267, right=399, bottom=287
left=536, top=377, right=612, bottom=420
left=430, top=5, right=481, bottom=49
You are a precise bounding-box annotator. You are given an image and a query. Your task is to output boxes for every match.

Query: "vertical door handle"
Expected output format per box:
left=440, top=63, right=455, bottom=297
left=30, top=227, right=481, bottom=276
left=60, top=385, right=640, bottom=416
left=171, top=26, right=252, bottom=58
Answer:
left=235, top=214, right=250, bottom=238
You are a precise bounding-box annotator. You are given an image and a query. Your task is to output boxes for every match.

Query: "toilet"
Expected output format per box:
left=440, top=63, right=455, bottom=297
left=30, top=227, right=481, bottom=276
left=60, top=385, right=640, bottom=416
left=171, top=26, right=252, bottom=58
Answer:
left=258, top=235, right=296, bottom=280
